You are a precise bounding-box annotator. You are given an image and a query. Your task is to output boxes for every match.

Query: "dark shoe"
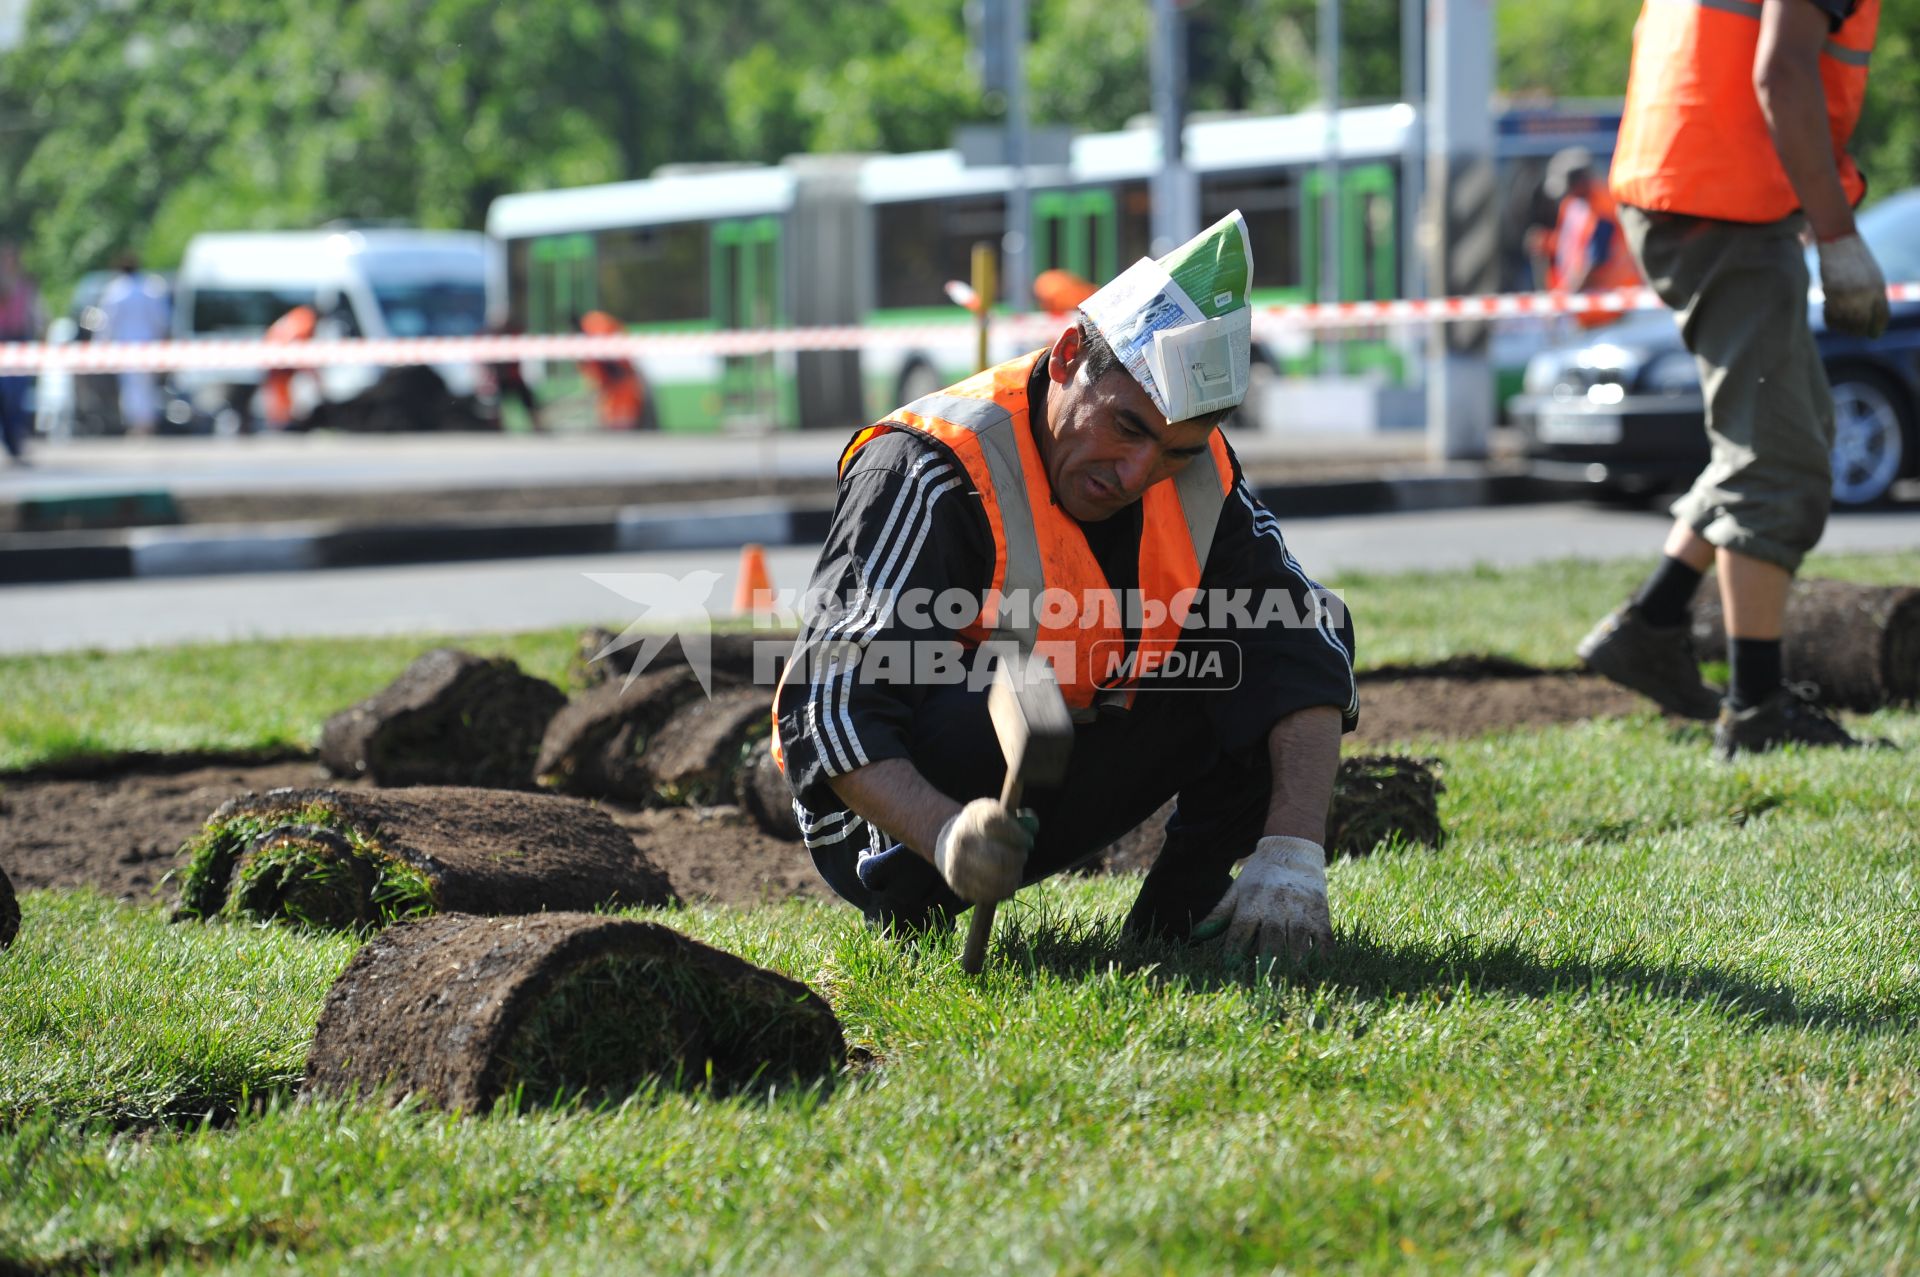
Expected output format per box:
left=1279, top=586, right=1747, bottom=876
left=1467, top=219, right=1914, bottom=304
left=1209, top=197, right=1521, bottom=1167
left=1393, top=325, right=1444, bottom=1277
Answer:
left=1713, top=684, right=1864, bottom=761
left=1577, top=604, right=1721, bottom=720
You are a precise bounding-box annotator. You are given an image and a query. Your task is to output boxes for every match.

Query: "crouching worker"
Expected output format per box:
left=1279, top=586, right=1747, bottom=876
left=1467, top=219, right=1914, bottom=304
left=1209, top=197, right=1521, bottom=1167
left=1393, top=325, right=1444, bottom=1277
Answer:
left=772, top=214, right=1358, bottom=962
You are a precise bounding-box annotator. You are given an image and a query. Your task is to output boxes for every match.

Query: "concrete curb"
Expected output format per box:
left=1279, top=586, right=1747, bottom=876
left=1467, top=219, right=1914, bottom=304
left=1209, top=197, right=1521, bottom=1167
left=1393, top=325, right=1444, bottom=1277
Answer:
left=0, top=472, right=1559, bottom=584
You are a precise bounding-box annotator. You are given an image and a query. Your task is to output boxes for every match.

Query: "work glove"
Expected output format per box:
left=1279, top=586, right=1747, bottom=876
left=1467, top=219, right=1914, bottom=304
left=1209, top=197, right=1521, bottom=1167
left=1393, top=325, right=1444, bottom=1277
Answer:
left=1191, top=835, right=1332, bottom=961
left=933, top=799, right=1033, bottom=905
left=1817, top=234, right=1889, bottom=339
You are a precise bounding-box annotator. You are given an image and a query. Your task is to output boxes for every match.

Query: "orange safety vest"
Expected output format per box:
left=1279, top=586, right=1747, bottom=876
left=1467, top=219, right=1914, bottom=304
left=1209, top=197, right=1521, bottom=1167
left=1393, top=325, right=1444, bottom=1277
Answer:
left=770, top=350, right=1235, bottom=774
left=262, top=304, right=318, bottom=428
left=1549, top=188, right=1643, bottom=328
left=1611, top=0, right=1878, bottom=223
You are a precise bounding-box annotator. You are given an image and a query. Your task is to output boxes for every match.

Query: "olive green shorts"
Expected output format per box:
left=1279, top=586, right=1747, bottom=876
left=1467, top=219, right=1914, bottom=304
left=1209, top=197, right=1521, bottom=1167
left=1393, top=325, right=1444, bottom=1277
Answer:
left=1618, top=204, right=1835, bottom=572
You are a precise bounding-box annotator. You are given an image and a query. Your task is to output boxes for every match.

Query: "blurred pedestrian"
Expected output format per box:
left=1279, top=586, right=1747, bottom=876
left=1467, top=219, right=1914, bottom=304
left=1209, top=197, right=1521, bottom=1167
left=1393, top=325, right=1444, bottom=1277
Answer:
left=1578, top=0, right=1884, bottom=759
left=260, top=302, right=318, bottom=430
left=1032, top=268, right=1099, bottom=316
left=577, top=310, right=653, bottom=431
left=1536, top=148, right=1642, bottom=328
left=97, top=253, right=171, bottom=436
left=480, top=315, right=544, bottom=433
left=0, top=241, right=44, bottom=465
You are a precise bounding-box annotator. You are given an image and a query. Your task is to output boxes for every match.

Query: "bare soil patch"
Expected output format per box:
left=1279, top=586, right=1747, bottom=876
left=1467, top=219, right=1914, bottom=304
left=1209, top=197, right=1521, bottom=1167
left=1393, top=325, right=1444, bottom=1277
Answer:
left=0, top=671, right=1645, bottom=909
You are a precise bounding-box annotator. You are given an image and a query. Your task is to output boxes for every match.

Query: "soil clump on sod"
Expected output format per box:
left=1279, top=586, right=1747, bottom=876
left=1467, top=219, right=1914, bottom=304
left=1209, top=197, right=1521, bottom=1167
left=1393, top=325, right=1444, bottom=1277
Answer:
left=1, top=665, right=1664, bottom=909
left=178, top=787, right=676, bottom=930
left=304, top=912, right=845, bottom=1112
left=320, top=649, right=565, bottom=788
left=1690, top=577, right=1920, bottom=712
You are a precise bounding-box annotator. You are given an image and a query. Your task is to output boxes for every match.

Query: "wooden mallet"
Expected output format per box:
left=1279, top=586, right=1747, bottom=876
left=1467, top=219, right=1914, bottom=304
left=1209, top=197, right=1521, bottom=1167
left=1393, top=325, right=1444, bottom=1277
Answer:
left=960, top=648, right=1074, bottom=974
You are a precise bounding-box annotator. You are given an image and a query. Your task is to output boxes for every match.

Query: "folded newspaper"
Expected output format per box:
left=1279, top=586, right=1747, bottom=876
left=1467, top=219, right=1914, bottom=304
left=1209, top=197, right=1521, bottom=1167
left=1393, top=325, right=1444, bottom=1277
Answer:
left=1080, top=210, right=1254, bottom=422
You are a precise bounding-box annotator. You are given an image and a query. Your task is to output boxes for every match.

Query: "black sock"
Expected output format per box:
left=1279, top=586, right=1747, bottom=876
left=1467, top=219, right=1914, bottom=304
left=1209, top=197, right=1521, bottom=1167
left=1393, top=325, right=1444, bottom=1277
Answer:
left=1728, top=638, right=1784, bottom=710
left=1630, top=556, right=1705, bottom=628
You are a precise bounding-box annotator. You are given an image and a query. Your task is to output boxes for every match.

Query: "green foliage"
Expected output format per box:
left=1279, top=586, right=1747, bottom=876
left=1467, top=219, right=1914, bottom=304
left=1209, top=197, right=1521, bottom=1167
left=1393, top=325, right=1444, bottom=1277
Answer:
left=6, top=0, right=1920, bottom=308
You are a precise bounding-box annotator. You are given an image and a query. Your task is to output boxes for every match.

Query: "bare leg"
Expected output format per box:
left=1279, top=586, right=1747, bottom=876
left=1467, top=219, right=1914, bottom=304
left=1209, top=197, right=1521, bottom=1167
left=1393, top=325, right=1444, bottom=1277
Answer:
left=1717, top=548, right=1791, bottom=640
left=1662, top=520, right=1715, bottom=572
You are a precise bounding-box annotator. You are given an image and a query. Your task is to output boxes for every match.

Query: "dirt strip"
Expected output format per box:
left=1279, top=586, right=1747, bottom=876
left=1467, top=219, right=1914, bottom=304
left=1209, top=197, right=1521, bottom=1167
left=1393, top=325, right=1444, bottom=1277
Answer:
left=0, top=672, right=1646, bottom=908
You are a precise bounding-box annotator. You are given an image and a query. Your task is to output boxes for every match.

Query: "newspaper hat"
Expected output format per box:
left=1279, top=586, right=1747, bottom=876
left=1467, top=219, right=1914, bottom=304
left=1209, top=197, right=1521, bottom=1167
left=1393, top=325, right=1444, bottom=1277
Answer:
left=1079, top=210, right=1254, bottom=422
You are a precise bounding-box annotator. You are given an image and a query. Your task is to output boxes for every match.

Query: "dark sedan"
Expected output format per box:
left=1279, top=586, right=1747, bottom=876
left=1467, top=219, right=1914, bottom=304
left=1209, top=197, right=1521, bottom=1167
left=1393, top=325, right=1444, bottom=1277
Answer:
left=1513, top=188, right=1920, bottom=507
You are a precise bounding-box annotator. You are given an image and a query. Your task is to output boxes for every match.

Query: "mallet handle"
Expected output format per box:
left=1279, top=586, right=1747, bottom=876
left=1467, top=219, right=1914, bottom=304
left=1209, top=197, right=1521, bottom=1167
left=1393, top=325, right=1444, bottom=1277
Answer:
left=960, top=770, right=1024, bottom=974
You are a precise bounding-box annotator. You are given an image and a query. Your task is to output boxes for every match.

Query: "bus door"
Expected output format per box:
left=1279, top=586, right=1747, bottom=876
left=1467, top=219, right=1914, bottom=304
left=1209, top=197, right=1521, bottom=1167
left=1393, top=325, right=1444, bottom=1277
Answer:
left=528, top=234, right=596, bottom=334
left=712, top=217, right=781, bottom=428
left=1302, top=164, right=1400, bottom=375
left=1032, top=190, right=1119, bottom=295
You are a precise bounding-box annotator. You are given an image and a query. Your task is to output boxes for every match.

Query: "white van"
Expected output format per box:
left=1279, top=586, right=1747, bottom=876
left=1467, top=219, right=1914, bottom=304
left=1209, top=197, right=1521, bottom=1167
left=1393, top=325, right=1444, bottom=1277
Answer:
left=171, top=226, right=489, bottom=428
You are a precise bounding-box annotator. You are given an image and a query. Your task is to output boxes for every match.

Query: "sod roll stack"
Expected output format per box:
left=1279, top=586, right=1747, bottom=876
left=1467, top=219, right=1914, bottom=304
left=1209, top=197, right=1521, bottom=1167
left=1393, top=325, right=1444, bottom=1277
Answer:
left=179, top=787, right=676, bottom=931
left=540, top=678, right=774, bottom=809
left=536, top=667, right=711, bottom=802
left=0, top=864, right=17, bottom=952
left=1689, top=578, right=1920, bottom=712
left=303, top=912, right=846, bottom=1111
left=321, top=648, right=566, bottom=787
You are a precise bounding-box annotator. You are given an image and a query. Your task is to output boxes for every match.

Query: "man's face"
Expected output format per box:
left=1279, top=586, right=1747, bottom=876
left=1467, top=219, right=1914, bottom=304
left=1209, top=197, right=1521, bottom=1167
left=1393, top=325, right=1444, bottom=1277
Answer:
left=1040, top=328, right=1218, bottom=523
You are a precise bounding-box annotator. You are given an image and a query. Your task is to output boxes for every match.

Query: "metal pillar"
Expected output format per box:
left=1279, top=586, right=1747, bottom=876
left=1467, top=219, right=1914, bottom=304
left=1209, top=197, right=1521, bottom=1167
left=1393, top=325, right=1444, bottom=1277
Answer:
left=1150, top=0, right=1197, bottom=255
left=1424, top=0, right=1496, bottom=460
left=1003, top=0, right=1030, bottom=310
left=1319, top=0, right=1342, bottom=373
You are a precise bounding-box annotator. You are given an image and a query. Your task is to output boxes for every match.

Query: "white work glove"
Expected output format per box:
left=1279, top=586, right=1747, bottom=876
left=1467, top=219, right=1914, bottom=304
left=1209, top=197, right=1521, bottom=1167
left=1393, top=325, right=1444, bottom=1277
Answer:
left=933, top=799, right=1032, bottom=905
left=1817, top=234, right=1889, bottom=339
left=1191, top=836, right=1333, bottom=961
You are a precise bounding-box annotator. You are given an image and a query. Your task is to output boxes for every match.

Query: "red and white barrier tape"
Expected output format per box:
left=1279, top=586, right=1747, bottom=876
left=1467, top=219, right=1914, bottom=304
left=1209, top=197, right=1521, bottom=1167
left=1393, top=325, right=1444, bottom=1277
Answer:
left=4, top=283, right=1917, bottom=375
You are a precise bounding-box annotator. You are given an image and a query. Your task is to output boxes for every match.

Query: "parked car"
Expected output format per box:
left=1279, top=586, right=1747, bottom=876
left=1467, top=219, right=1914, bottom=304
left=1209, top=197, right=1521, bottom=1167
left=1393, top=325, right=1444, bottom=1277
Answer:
left=1513, top=187, right=1920, bottom=507
left=171, top=226, right=488, bottom=430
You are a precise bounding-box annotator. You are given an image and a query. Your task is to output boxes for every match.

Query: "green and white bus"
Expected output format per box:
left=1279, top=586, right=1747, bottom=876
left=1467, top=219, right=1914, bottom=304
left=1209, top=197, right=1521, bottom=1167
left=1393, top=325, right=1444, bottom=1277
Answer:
left=485, top=101, right=1621, bottom=432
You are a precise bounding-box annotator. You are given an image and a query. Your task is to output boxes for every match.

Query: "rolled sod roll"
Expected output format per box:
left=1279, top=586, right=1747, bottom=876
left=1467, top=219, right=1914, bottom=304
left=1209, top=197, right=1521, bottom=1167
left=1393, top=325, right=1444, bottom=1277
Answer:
left=642, top=687, right=774, bottom=807
left=1327, top=754, right=1445, bottom=858
left=303, top=912, right=846, bottom=1111
left=177, top=786, right=676, bottom=930
left=1690, top=578, right=1920, bottom=712
left=320, top=648, right=567, bottom=788
left=535, top=666, right=710, bottom=802
left=1, top=864, right=17, bottom=951
left=737, top=738, right=801, bottom=841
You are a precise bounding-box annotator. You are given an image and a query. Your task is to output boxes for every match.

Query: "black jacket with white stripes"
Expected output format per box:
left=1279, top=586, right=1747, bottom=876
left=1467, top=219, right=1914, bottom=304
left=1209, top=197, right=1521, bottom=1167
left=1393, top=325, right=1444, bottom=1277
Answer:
left=774, top=377, right=1359, bottom=853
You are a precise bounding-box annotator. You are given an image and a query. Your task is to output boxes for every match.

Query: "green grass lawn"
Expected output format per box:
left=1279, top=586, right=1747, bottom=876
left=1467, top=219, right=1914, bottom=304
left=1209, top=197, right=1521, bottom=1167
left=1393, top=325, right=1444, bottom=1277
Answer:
left=2, top=552, right=1918, bottom=1272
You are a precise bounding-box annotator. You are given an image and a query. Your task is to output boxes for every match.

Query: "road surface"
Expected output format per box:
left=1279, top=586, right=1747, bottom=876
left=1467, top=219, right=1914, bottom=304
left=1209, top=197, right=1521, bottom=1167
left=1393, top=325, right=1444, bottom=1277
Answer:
left=4, top=504, right=1916, bottom=654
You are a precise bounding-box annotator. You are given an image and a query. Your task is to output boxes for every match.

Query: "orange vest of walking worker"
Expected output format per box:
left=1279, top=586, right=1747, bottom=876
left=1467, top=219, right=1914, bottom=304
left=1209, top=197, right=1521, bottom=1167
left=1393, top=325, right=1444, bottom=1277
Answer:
left=1550, top=185, right=1643, bottom=328
left=261, top=304, right=318, bottom=429
left=838, top=352, right=1235, bottom=714
left=578, top=310, right=645, bottom=429
left=1611, top=0, right=1879, bottom=223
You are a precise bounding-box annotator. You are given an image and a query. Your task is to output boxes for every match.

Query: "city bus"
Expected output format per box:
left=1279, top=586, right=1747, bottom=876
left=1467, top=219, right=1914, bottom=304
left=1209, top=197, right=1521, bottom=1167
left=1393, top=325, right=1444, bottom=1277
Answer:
left=484, top=101, right=1621, bottom=432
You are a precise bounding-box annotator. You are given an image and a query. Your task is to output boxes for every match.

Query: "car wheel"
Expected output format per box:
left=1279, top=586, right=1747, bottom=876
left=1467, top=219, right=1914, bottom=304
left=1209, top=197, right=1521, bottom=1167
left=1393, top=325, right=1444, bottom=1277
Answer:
left=1827, top=370, right=1908, bottom=507
left=896, top=360, right=942, bottom=408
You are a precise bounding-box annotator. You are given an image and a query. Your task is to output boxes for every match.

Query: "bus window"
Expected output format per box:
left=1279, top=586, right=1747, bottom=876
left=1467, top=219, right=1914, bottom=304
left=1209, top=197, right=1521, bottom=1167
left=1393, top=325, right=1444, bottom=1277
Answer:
left=597, top=224, right=708, bottom=325
left=875, top=196, right=1004, bottom=311
left=1202, top=177, right=1301, bottom=293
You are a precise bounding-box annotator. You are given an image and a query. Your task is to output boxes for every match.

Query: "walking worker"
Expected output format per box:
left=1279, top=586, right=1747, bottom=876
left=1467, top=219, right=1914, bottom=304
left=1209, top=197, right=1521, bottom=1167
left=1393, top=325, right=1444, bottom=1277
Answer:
left=577, top=310, right=652, bottom=430
left=0, top=241, right=44, bottom=465
left=97, top=253, right=171, bottom=436
left=1578, top=0, right=1887, bottom=758
left=773, top=213, right=1358, bottom=962
left=1535, top=148, right=1641, bottom=328
left=261, top=302, right=318, bottom=430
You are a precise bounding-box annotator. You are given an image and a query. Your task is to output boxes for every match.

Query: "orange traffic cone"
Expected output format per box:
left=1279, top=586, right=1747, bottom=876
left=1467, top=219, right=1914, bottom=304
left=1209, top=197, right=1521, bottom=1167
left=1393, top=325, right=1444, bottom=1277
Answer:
left=733, top=543, right=777, bottom=618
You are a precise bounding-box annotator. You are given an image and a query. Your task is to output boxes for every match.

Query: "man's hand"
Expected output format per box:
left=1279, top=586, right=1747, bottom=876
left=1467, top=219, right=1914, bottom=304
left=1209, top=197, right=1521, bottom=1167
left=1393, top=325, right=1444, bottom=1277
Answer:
left=1192, top=835, right=1332, bottom=960
left=933, top=798, right=1032, bottom=904
left=1818, top=235, right=1890, bottom=339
